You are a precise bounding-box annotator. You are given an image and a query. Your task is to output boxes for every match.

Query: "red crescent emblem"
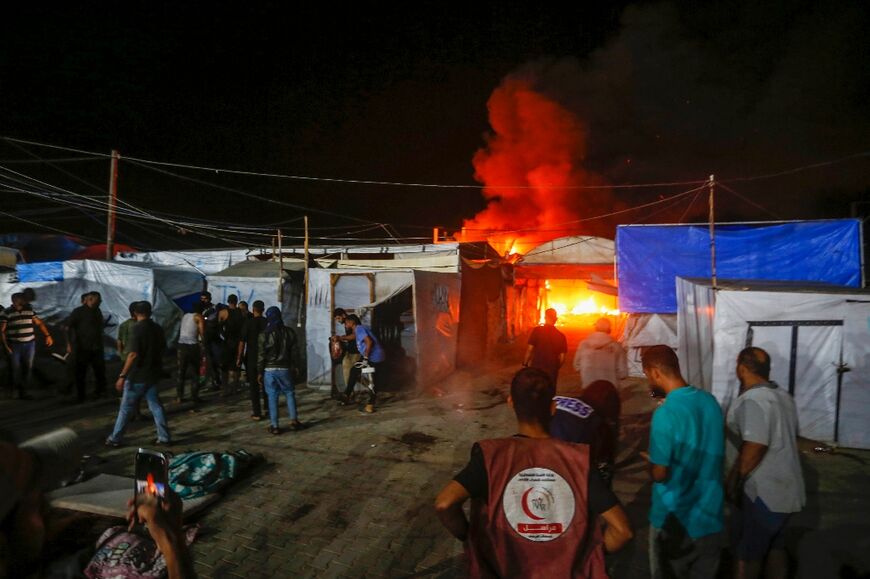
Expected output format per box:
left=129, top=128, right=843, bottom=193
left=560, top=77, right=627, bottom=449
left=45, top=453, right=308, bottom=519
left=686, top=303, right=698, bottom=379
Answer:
left=521, top=488, right=545, bottom=521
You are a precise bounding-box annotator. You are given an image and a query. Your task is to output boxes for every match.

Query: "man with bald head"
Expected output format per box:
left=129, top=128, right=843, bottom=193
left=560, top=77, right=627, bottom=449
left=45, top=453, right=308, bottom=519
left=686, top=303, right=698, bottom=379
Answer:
left=726, top=347, right=804, bottom=579
left=574, top=317, right=627, bottom=388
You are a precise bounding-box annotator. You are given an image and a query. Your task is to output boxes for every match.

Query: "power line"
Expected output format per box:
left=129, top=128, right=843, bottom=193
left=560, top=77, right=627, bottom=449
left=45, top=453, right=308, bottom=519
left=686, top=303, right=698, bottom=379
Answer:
left=720, top=151, right=870, bottom=183
left=716, top=182, right=782, bottom=219
left=0, top=209, right=104, bottom=243
left=0, top=156, right=103, bottom=164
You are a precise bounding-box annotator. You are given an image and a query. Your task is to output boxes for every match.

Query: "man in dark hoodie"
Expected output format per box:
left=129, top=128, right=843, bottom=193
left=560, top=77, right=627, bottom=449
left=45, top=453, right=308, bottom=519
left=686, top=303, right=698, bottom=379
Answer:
left=257, top=307, right=302, bottom=434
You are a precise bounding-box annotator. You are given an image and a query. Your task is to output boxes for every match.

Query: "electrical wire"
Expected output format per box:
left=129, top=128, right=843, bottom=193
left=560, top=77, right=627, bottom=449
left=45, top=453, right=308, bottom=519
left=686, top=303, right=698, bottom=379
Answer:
left=0, top=208, right=104, bottom=243
left=716, top=182, right=782, bottom=220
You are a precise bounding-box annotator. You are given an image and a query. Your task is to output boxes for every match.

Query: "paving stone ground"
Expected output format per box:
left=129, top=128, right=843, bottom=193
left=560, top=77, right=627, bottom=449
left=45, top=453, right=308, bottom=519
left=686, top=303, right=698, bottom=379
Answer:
left=2, top=337, right=869, bottom=578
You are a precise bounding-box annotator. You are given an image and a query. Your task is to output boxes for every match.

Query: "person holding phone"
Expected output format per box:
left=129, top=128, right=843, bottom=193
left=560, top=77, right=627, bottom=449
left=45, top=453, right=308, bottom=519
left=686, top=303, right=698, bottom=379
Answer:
left=127, top=489, right=196, bottom=579
left=106, top=301, right=171, bottom=447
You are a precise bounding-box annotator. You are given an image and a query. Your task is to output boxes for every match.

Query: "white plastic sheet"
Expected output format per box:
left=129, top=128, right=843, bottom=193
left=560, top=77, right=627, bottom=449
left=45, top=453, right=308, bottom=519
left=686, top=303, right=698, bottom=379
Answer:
left=676, top=277, right=870, bottom=448
left=622, top=313, right=678, bottom=377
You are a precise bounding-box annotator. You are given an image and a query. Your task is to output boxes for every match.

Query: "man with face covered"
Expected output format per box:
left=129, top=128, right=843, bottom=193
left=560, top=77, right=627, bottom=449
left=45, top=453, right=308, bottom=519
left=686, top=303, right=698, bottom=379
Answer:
left=641, top=345, right=724, bottom=579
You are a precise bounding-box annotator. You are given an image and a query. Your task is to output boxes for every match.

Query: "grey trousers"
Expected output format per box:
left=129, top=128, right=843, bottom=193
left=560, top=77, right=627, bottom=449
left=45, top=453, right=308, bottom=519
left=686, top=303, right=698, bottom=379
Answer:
left=649, top=523, right=722, bottom=579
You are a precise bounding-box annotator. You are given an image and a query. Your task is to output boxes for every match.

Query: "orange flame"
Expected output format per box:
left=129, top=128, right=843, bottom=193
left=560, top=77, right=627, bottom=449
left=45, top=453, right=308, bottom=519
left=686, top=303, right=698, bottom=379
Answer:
left=540, top=279, right=620, bottom=325
left=146, top=472, right=157, bottom=495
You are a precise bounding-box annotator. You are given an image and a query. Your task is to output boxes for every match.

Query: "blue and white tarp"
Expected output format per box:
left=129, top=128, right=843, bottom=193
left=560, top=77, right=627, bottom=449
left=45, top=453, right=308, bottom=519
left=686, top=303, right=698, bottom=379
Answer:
left=616, top=220, right=863, bottom=313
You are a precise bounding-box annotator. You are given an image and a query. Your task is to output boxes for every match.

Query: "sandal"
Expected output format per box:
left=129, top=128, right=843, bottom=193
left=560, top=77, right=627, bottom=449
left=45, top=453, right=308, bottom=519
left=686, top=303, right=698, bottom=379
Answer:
left=251, top=414, right=263, bottom=421
left=269, top=426, right=280, bottom=435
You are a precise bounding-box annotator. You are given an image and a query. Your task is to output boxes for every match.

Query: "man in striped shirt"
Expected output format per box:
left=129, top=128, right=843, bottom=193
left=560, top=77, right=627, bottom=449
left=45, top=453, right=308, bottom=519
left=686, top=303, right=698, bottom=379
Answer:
left=0, top=292, right=53, bottom=399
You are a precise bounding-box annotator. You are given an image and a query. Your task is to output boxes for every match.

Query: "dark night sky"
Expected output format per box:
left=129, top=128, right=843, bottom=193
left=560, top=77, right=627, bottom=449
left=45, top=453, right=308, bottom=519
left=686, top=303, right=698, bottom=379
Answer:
left=1, top=1, right=868, bottom=250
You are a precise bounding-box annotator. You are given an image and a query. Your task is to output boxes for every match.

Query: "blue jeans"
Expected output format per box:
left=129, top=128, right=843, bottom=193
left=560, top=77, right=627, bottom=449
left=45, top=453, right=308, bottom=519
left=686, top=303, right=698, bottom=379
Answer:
left=10, top=341, right=35, bottom=393
left=264, top=368, right=297, bottom=427
left=108, top=382, right=171, bottom=443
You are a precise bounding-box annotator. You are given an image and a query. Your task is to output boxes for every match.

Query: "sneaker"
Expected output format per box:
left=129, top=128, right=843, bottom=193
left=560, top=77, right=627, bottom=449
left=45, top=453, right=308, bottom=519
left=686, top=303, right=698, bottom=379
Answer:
left=153, top=438, right=172, bottom=446
left=269, top=426, right=280, bottom=435
left=105, top=438, right=122, bottom=447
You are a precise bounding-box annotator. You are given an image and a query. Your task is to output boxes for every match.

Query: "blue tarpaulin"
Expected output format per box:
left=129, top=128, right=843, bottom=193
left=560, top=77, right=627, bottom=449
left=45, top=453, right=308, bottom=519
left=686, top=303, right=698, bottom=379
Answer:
left=17, top=261, right=64, bottom=283
left=616, top=220, right=863, bottom=313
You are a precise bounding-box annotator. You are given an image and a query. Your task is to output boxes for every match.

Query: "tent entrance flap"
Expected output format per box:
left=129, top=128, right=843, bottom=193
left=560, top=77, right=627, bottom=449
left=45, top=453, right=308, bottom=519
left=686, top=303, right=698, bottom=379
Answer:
left=745, top=319, right=843, bottom=443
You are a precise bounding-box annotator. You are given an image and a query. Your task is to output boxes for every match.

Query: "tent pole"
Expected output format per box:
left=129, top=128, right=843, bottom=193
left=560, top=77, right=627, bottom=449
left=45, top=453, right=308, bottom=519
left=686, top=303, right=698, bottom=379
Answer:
left=278, top=229, right=284, bottom=301
left=303, top=215, right=309, bottom=328
left=106, top=150, right=119, bottom=261
left=708, top=174, right=717, bottom=288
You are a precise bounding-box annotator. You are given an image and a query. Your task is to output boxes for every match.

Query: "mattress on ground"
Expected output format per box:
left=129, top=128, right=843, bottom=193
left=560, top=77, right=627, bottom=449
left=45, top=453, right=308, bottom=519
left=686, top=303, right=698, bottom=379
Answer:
left=48, top=474, right=219, bottom=519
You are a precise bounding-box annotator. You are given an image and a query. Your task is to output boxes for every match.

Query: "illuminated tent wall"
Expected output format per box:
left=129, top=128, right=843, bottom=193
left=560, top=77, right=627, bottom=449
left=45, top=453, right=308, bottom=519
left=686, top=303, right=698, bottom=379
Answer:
left=677, top=277, right=870, bottom=449
left=205, top=259, right=305, bottom=327
left=617, top=219, right=864, bottom=376
left=509, top=236, right=617, bottom=337
left=305, top=267, right=461, bottom=390
left=0, top=259, right=204, bottom=351
left=303, top=241, right=502, bottom=388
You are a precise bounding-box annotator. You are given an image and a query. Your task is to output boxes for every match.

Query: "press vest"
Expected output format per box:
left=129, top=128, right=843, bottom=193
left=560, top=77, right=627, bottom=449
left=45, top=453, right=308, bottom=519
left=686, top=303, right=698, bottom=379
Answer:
left=467, top=437, right=607, bottom=579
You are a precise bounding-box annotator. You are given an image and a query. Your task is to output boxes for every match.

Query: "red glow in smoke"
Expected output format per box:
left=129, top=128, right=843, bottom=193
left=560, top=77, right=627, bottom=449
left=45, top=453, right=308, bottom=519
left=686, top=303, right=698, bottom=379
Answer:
left=146, top=472, right=157, bottom=495
left=459, top=77, right=610, bottom=256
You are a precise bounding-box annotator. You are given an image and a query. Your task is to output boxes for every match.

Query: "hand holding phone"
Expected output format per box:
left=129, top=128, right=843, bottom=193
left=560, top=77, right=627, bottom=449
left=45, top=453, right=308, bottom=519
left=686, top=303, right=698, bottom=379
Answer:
left=134, top=448, right=169, bottom=499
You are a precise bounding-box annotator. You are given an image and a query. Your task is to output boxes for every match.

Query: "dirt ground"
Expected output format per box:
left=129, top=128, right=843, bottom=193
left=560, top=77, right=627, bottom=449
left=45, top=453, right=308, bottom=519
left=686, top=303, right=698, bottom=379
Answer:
left=2, top=325, right=869, bottom=578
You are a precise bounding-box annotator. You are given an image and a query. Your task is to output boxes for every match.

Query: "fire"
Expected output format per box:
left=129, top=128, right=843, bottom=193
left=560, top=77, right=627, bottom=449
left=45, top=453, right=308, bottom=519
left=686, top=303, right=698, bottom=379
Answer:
left=540, top=279, right=620, bottom=324
left=457, top=72, right=615, bottom=257
left=146, top=472, right=157, bottom=495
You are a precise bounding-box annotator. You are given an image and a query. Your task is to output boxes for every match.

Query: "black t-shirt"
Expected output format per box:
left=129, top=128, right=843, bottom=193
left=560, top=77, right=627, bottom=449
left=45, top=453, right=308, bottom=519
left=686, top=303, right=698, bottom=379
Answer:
left=68, top=305, right=104, bottom=350
left=241, top=316, right=267, bottom=358
left=127, top=319, right=166, bottom=384
left=223, top=308, right=245, bottom=343
left=453, top=436, right=617, bottom=515
left=528, top=325, right=567, bottom=371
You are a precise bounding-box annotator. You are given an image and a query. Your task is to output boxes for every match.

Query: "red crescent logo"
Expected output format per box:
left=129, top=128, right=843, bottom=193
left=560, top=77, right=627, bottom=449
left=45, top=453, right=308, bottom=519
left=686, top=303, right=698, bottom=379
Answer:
left=521, top=488, right=545, bottom=521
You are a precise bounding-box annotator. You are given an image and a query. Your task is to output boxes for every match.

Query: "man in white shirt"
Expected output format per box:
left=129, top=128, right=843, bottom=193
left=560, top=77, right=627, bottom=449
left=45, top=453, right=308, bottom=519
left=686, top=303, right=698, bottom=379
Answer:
left=726, top=347, right=805, bottom=579
left=573, top=317, right=627, bottom=388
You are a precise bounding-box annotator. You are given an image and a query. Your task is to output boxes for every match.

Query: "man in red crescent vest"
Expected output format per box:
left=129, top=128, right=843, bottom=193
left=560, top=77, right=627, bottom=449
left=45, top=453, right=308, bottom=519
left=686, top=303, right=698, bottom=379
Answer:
left=435, top=368, right=633, bottom=578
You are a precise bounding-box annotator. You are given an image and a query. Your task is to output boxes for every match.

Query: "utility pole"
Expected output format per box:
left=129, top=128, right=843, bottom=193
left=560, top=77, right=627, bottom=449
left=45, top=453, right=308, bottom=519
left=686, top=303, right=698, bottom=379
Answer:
left=708, top=174, right=717, bottom=288
left=106, top=150, right=120, bottom=260
left=303, top=215, right=309, bottom=328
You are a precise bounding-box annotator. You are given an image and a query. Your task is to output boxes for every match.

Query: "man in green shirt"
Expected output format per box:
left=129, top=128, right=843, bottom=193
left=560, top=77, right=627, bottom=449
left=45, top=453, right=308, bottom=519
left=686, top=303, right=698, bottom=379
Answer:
left=642, top=345, right=724, bottom=579
left=116, top=303, right=136, bottom=360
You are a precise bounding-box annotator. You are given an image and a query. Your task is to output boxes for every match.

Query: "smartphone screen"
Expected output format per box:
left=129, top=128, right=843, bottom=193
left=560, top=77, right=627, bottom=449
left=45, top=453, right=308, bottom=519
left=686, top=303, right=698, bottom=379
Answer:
left=134, top=449, right=168, bottom=498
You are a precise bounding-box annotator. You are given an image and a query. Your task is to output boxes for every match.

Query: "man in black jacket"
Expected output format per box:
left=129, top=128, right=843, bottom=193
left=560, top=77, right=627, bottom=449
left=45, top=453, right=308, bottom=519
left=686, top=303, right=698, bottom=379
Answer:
left=257, top=306, right=302, bottom=434
left=67, top=291, right=107, bottom=402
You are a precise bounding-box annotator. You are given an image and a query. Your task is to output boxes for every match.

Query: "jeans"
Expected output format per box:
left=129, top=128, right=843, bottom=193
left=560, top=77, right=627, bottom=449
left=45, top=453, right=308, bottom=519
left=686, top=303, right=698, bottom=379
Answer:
left=9, top=341, right=35, bottom=394
left=264, top=368, right=297, bottom=427
left=108, top=382, right=171, bottom=443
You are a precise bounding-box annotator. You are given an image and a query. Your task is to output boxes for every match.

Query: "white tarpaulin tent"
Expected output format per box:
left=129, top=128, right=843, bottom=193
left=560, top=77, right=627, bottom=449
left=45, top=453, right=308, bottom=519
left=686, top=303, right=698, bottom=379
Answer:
left=3, top=260, right=204, bottom=348
left=205, top=259, right=305, bottom=327
left=117, top=249, right=262, bottom=275
left=622, top=313, right=678, bottom=377
left=306, top=267, right=461, bottom=389
left=677, top=277, right=870, bottom=449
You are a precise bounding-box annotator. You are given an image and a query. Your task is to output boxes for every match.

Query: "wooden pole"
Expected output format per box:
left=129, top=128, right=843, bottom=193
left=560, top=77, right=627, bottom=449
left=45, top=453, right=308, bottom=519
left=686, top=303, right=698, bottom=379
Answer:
left=106, top=150, right=119, bottom=260
left=708, top=174, right=717, bottom=288
left=303, top=215, right=309, bottom=327
left=278, top=229, right=284, bottom=301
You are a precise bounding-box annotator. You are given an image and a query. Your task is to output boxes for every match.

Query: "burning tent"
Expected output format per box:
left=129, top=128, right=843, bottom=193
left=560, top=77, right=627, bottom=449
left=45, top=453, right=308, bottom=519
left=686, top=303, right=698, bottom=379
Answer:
left=507, top=235, right=620, bottom=336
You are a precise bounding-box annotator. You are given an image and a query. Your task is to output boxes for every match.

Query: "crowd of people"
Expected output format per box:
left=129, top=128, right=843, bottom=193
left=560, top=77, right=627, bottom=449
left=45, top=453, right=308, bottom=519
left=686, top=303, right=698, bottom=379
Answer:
left=2, top=294, right=808, bottom=577
left=437, top=314, right=805, bottom=579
